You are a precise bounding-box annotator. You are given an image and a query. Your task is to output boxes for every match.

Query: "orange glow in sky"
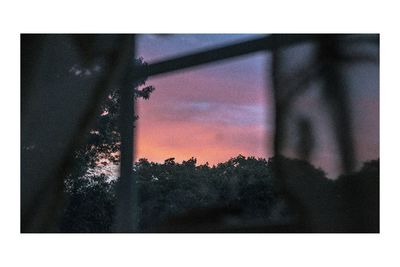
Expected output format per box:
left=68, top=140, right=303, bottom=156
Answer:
left=135, top=54, right=272, bottom=165
left=135, top=34, right=379, bottom=177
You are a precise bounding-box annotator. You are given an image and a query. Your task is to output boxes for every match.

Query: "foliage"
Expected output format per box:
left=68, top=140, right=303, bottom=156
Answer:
left=60, top=154, right=379, bottom=232
left=135, top=155, right=277, bottom=230
left=72, top=57, right=155, bottom=175
left=60, top=174, right=116, bottom=232
left=61, top=57, right=154, bottom=231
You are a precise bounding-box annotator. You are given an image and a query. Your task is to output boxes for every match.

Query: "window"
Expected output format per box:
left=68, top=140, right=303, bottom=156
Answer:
left=21, top=34, right=379, bottom=233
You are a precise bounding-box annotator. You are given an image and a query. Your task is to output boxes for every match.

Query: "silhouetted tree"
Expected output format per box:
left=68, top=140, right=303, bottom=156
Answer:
left=70, top=57, right=154, bottom=174
left=60, top=174, right=116, bottom=232
left=60, top=57, right=154, bottom=232
left=61, top=154, right=379, bottom=232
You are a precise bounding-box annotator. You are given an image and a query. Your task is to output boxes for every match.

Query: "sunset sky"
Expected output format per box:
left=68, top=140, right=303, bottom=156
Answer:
left=135, top=34, right=379, bottom=177
left=136, top=35, right=270, bottom=163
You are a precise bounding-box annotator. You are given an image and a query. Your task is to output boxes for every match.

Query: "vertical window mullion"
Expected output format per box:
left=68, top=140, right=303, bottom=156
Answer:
left=113, top=35, right=138, bottom=232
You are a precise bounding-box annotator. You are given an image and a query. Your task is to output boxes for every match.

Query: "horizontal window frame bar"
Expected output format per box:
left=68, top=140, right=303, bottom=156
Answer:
left=134, top=34, right=378, bottom=79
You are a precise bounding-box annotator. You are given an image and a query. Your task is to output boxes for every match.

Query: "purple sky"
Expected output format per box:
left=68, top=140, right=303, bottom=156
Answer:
left=135, top=34, right=379, bottom=177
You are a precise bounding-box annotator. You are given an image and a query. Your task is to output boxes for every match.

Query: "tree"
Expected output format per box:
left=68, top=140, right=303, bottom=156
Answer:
left=60, top=174, right=116, bottom=232
left=61, top=57, right=155, bottom=232
left=71, top=57, right=155, bottom=176
left=61, top=152, right=379, bottom=232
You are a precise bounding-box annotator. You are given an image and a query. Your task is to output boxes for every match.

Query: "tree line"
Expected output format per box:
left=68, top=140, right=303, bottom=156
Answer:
left=60, top=155, right=379, bottom=232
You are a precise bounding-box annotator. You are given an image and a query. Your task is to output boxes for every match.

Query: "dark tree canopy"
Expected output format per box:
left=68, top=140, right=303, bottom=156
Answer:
left=69, top=57, right=155, bottom=177
left=61, top=57, right=154, bottom=231
left=60, top=155, right=379, bottom=233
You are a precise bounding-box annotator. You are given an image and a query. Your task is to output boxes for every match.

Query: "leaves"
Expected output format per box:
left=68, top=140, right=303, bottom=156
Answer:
left=60, top=155, right=379, bottom=232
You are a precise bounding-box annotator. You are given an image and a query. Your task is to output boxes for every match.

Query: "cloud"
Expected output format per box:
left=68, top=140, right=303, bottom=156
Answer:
left=135, top=35, right=273, bottom=165
left=135, top=34, right=379, bottom=177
